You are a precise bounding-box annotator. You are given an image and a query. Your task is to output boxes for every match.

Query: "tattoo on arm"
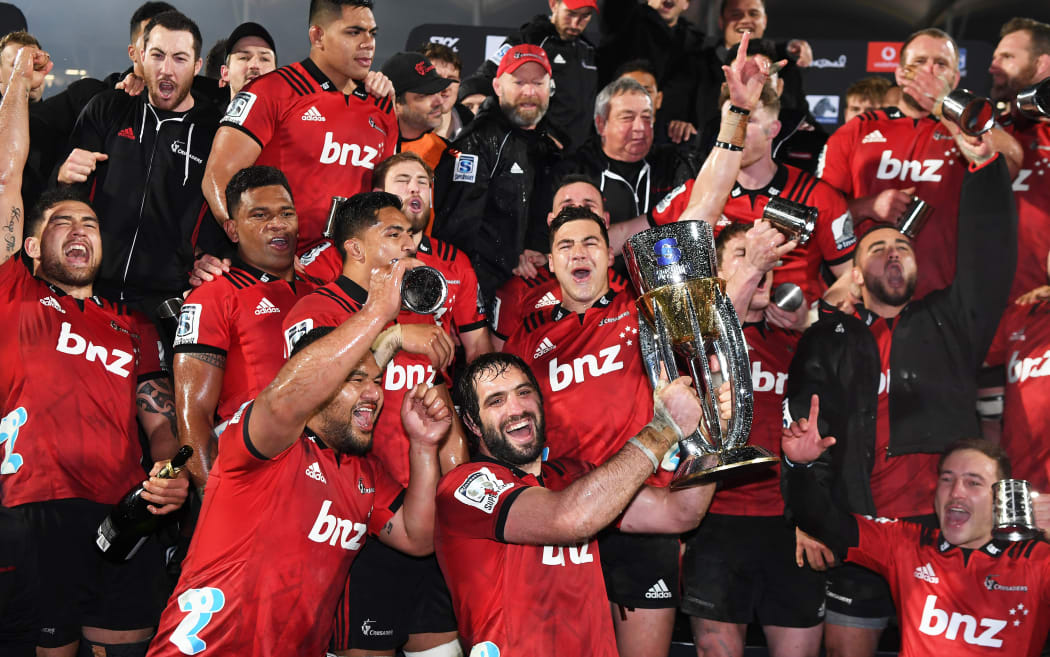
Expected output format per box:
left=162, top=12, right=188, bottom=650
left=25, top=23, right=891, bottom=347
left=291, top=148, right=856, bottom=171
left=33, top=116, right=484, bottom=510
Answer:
left=185, top=351, right=227, bottom=368
left=138, top=378, right=177, bottom=437
left=384, top=521, right=393, bottom=535
left=3, top=207, right=19, bottom=254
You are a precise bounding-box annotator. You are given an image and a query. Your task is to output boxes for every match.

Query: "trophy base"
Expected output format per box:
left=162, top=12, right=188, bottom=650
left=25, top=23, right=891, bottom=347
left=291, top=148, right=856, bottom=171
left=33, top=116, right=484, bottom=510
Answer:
left=670, top=445, right=779, bottom=490
left=993, top=526, right=1042, bottom=542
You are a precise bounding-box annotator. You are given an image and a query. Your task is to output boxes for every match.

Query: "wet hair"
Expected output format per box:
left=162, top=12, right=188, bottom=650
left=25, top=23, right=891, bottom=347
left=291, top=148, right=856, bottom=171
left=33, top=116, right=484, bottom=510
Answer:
left=372, top=151, right=434, bottom=190
left=0, top=30, right=40, bottom=53
left=938, top=438, right=1012, bottom=481
left=1001, top=17, right=1050, bottom=58
left=310, top=0, right=373, bottom=26
left=130, top=2, right=176, bottom=42
left=332, top=191, right=402, bottom=259
left=548, top=206, right=609, bottom=249
left=714, top=221, right=751, bottom=267
left=454, top=352, right=543, bottom=437
left=27, top=187, right=95, bottom=238
left=225, top=166, right=294, bottom=219
left=143, top=11, right=203, bottom=60
left=717, top=80, right=780, bottom=115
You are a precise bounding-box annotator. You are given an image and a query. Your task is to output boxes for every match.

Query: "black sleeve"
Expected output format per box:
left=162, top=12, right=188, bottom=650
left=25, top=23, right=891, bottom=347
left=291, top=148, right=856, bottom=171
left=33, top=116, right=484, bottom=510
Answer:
left=52, top=93, right=110, bottom=190
left=432, top=140, right=493, bottom=257
left=783, top=458, right=859, bottom=561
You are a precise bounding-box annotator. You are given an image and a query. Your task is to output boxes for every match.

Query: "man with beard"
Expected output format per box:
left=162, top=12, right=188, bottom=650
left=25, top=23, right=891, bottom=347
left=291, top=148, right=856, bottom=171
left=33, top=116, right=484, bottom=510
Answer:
left=817, top=27, right=1022, bottom=300
left=0, top=47, right=189, bottom=657
left=784, top=140, right=1017, bottom=657
left=381, top=52, right=453, bottom=178
left=172, top=166, right=316, bottom=494
left=283, top=192, right=467, bottom=657
left=435, top=352, right=714, bottom=656
left=988, top=18, right=1050, bottom=301
left=55, top=10, right=222, bottom=321
left=148, top=263, right=451, bottom=657
left=219, top=22, right=277, bottom=102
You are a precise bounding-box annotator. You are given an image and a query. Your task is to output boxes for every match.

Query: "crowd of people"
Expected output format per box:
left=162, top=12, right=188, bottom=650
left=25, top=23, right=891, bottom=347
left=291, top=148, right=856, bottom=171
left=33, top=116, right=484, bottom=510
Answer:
left=3, top=0, right=1050, bottom=656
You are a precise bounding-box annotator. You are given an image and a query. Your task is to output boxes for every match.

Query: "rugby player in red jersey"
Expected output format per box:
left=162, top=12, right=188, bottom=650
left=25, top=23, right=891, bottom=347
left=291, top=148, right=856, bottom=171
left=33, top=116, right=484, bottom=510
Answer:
left=436, top=351, right=713, bottom=657
left=173, top=166, right=316, bottom=493
left=148, top=260, right=451, bottom=657
left=0, top=47, right=188, bottom=657
left=817, top=27, right=1022, bottom=299
left=201, top=0, right=397, bottom=256
left=784, top=410, right=1050, bottom=657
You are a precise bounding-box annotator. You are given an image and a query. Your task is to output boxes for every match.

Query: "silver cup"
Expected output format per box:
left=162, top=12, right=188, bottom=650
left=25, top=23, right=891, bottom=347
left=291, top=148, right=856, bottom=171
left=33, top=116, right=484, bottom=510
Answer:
left=401, top=265, right=448, bottom=315
left=897, top=196, right=934, bottom=239
left=773, top=283, right=804, bottom=311
left=763, top=198, right=816, bottom=246
left=992, top=479, right=1041, bottom=541
left=940, top=89, right=995, bottom=136
left=1017, top=77, right=1050, bottom=120
left=625, top=221, right=777, bottom=488
left=323, top=196, right=350, bottom=239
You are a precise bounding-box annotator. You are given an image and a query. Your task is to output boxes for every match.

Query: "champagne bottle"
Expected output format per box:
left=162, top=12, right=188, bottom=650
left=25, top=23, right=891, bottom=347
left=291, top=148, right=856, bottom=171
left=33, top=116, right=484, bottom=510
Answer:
left=96, top=445, right=192, bottom=562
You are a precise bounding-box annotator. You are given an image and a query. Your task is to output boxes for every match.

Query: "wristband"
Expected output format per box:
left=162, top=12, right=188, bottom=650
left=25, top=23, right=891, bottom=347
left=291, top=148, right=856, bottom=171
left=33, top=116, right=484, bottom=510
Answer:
left=782, top=455, right=817, bottom=469
left=370, top=324, right=402, bottom=369
left=714, top=141, right=744, bottom=152
left=628, top=437, right=661, bottom=473
left=728, top=104, right=751, bottom=116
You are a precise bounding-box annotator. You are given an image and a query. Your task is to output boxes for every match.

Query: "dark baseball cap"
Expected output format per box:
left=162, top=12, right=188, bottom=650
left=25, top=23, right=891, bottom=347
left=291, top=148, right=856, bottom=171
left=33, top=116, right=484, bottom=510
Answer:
left=225, top=22, right=275, bottom=60
left=381, top=52, right=453, bottom=96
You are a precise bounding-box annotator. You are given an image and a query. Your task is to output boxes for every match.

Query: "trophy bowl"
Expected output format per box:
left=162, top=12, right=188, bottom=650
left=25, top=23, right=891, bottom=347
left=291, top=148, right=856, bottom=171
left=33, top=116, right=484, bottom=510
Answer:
left=763, top=197, right=816, bottom=246
left=992, top=479, right=1041, bottom=542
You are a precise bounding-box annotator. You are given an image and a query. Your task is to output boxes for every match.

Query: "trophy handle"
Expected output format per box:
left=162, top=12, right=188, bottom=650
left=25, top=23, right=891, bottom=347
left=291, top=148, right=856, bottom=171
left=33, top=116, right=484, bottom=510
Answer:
left=711, top=286, right=754, bottom=449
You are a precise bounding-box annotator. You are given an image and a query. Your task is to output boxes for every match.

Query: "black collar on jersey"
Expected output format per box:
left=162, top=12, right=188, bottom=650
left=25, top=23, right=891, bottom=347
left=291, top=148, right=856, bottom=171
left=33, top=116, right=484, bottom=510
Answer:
left=935, top=531, right=1011, bottom=559
left=472, top=454, right=543, bottom=486
left=742, top=319, right=772, bottom=338
left=229, top=256, right=306, bottom=286
left=21, top=252, right=100, bottom=310
left=300, top=57, right=339, bottom=93
left=417, top=234, right=434, bottom=256
left=335, top=275, right=369, bottom=306
left=854, top=303, right=900, bottom=331
left=730, top=163, right=789, bottom=202
left=304, top=426, right=350, bottom=466
left=551, top=288, right=619, bottom=322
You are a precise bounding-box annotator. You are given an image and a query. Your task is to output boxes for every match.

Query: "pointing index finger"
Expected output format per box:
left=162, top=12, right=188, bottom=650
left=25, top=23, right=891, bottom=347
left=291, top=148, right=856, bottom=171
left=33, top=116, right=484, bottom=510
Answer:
left=808, top=394, right=821, bottom=427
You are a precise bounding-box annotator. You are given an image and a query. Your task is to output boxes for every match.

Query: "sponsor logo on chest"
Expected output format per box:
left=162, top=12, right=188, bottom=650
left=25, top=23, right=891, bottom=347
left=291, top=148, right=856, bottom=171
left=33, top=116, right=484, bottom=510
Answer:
left=55, top=321, right=135, bottom=378
left=319, top=131, right=380, bottom=169
left=874, top=150, right=944, bottom=182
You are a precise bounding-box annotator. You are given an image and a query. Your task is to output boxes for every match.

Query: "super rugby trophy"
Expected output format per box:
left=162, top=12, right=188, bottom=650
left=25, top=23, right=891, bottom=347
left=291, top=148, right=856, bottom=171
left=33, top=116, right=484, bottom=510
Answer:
left=625, top=221, right=777, bottom=489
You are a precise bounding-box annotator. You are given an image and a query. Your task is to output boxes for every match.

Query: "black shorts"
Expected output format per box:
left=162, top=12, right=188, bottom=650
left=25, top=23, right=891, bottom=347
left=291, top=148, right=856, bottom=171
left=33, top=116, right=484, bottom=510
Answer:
left=681, top=514, right=826, bottom=627
left=333, top=538, right=457, bottom=651
left=598, top=529, right=681, bottom=609
left=15, top=498, right=168, bottom=648
left=824, top=513, right=937, bottom=629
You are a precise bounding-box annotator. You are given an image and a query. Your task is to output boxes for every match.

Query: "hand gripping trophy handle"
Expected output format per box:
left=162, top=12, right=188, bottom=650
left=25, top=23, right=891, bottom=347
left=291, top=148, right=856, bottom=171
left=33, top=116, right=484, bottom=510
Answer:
left=626, top=221, right=777, bottom=489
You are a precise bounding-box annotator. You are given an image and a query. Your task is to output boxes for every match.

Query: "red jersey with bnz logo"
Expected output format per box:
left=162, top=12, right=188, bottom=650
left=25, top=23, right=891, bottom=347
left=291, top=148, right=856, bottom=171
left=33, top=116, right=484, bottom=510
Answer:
left=846, top=516, right=1050, bottom=657
left=147, top=402, right=403, bottom=657
left=0, top=257, right=164, bottom=507
left=709, top=322, right=799, bottom=516
left=1003, top=120, right=1050, bottom=302
left=817, top=108, right=968, bottom=299
left=652, top=165, right=856, bottom=302
left=434, top=458, right=618, bottom=657
left=503, top=290, right=671, bottom=486
left=297, top=236, right=488, bottom=339
left=221, top=59, right=398, bottom=253
left=985, top=301, right=1050, bottom=491
left=282, top=276, right=447, bottom=486
left=173, top=261, right=315, bottom=423
left=491, top=266, right=631, bottom=341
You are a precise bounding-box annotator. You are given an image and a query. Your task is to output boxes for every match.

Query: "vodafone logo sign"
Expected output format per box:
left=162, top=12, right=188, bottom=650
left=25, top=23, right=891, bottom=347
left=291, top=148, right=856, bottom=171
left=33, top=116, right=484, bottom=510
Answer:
left=867, top=42, right=903, bottom=72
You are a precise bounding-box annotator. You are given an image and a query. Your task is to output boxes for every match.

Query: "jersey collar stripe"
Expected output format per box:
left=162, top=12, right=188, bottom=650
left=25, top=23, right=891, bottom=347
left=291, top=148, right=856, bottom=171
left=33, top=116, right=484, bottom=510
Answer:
left=225, top=269, right=253, bottom=289
left=275, top=68, right=310, bottom=97
left=315, top=287, right=359, bottom=314
left=334, top=276, right=369, bottom=305
left=284, top=64, right=319, bottom=95
left=299, top=58, right=337, bottom=92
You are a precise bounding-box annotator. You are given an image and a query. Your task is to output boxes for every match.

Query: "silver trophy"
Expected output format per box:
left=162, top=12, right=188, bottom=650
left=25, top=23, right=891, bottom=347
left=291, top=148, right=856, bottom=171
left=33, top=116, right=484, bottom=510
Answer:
left=625, top=221, right=777, bottom=489
left=401, top=265, right=448, bottom=315
left=323, top=196, right=349, bottom=239
left=763, top=198, right=816, bottom=246
left=897, top=196, right=934, bottom=239
left=992, top=479, right=1041, bottom=541
left=1017, top=77, right=1050, bottom=120
left=940, top=89, right=995, bottom=136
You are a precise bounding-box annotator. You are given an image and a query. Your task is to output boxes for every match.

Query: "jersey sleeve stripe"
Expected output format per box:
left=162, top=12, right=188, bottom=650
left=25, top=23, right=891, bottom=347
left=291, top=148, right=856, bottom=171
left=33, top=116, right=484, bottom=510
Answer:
left=494, top=485, right=529, bottom=543
left=458, top=320, right=488, bottom=333
left=275, top=68, right=311, bottom=97
left=282, top=65, right=317, bottom=94
left=136, top=369, right=167, bottom=384
left=240, top=403, right=269, bottom=461
left=796, top=174, right=819, bottom=204
left=546, top=460, right=566, bottom=475
left=219, top=122, right=265, bottom=149
left=387, top=488, right=407, bottom=515
left=173, top=343, right=229, bottom=356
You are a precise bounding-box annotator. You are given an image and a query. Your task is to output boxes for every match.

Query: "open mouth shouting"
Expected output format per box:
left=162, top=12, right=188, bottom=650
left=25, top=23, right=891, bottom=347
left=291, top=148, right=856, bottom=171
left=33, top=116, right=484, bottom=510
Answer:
left=351, top=401, right=379, bottom=432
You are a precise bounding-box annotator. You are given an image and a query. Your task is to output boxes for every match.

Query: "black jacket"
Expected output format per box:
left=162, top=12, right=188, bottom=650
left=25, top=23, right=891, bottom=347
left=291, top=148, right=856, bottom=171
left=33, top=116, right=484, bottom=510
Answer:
left=433, top=97, right=562, bottom=303
left=468, top=14, right=597, bottom=153
left=61, top=89, right=222, bottom=303
left=783, top=156, right=1017, bottom=517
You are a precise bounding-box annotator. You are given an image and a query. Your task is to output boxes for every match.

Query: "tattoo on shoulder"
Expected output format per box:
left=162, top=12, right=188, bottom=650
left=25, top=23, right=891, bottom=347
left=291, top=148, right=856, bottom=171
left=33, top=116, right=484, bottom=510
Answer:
left=137, top=378, right=177, bottom=435
left=384, top=521, right=393, bottom=535
left=185, top=352, right=227, bottom=368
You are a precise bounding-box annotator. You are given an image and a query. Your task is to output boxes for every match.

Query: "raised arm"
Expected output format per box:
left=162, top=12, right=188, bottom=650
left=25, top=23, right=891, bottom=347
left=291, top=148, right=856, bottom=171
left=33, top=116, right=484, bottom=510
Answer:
left=501, top=376, right=702, bottom=545
left=0, top=48, right=40, bottom=264
left=248, top=261, right=407, bottom=457
left=201, top=127, right=263, bottom=226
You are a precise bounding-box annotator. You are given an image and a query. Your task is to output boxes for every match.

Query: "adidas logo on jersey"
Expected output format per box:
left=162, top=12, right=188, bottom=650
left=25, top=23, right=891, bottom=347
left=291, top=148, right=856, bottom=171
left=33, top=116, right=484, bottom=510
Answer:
left=254, top=297, right=281, bottom=316
left=535, top=292, right=558, bottom=308
left=117, top=126, right=136, bottom=140
left=862, top=129, right=887, bottom=144
left=534, top=337, right=555, bottom=359
left=553, top=53, right=567, bottom=65
left=305, top=461, right=327, bottom=484
left=301, top=106, right=326, bottom=122
left=645, top=579, right=673, bottom=599
left=509, top=162, right=524, bottom=174
left=39, top=296, right=65, bottom=314
left=913, top=562, right=939, bottom=584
